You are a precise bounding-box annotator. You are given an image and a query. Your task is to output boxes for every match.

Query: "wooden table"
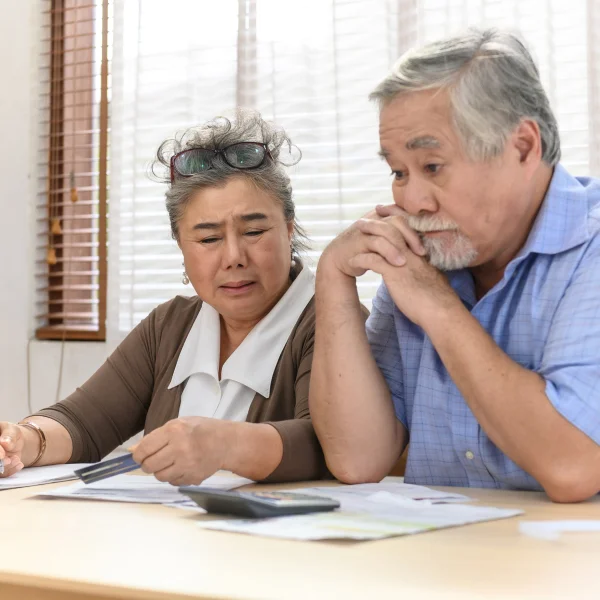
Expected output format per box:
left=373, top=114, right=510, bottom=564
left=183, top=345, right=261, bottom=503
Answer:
left=1, top=477, right=599, bottom=600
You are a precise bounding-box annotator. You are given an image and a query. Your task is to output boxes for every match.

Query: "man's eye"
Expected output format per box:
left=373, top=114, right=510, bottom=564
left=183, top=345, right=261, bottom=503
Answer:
left=200, top=237, right=220, bottom=244
left=244, top=230, right=265, bottom=237
left=391, top=170, right=406, bottom=180
left=425, top=164, right=442, bottom=174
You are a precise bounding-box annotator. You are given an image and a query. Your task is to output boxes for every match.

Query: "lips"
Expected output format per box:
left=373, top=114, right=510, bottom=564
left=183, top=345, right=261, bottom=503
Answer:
left=221, top=280, right=254, bottom=289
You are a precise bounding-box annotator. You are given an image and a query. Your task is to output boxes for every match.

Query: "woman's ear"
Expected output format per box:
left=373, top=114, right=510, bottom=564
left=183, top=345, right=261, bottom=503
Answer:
left=287, top=220, right=294, bottom=242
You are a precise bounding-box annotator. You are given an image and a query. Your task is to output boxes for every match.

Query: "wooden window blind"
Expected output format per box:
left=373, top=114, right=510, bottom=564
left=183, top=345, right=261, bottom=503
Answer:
left=35, top=0, right=110, bottom=341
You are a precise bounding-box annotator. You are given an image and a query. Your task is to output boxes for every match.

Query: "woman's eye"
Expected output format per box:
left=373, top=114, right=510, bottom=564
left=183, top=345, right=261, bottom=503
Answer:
left=200, top=237, right=220, bottom=244
left=391, top=170, right=406, bottom=180
left=425, top=163, right=442, bottom=174
left=244, top=230, right=265, bottom=237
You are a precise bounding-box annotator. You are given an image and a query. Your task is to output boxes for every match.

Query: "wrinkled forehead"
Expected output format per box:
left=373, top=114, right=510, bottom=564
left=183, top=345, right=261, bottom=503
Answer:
left=184, top=178, right=282, bottom=221
left=377, top=89, right=457, bottom=155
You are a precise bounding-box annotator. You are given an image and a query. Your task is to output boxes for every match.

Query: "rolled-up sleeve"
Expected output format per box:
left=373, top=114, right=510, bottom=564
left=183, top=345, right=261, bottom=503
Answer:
left=539, top=239, right=600, bottom=444
left=32, top=308, right=160, bottom=462
left=366, top=283, right=406, bottom=428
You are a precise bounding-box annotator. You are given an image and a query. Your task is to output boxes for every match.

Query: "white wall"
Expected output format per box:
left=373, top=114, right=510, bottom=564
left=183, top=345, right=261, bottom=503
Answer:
left=0, top=2, right=109, bottom=421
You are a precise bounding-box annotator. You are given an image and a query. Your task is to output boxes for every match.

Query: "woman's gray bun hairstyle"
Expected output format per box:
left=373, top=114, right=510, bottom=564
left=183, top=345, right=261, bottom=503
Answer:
left=153, top=109, right=308, bottom=255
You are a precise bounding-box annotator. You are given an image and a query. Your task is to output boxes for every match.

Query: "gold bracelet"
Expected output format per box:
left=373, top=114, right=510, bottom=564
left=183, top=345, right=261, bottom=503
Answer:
left=18, top=421, right=47, bottom=467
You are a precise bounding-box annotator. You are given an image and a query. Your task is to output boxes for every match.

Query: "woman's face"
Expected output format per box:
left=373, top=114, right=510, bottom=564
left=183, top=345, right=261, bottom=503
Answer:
left=178, top=177, right=294, bottom=325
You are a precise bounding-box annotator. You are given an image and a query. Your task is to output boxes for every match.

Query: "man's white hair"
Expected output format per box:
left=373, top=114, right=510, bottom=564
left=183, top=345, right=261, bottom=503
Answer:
left=370, top=28, right=560, bottom=166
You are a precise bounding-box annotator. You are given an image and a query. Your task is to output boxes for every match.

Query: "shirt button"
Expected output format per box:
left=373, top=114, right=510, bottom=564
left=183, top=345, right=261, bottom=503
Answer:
left=465, top=450, right=474, bottom=460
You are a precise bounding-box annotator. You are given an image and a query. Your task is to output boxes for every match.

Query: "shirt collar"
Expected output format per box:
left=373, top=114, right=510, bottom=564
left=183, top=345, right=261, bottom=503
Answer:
left=169, top=300, right=220, bottom=388
left=169, top=264, right=315, bottom=397
left=514, top=163, right=592, bottom=258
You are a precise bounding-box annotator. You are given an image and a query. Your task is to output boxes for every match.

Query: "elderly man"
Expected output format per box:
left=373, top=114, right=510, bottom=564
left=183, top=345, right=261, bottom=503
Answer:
left=310, top=28, right=600, bottom=503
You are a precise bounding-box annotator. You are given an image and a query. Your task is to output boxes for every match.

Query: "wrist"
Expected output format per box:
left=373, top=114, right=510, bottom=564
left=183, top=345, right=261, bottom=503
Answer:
left=18, top=423, right=42, bottom=467
left=316, top=259, right=359, bottom=297
left=419, top=295, right=469, bottom=339
left=213, top=420, right=239, bottom=472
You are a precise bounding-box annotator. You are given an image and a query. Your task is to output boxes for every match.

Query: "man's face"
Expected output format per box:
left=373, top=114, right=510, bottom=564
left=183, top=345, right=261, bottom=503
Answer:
left=379, top=89, right=532, bottom=271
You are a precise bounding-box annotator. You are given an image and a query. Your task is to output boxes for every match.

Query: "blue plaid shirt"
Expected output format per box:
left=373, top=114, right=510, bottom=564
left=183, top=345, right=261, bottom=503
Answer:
left=367, top=164, right=600, bottom=490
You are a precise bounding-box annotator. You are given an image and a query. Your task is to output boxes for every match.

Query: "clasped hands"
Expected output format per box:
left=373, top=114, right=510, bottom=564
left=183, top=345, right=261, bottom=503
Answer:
left=321, top=204, right=460, bottom=328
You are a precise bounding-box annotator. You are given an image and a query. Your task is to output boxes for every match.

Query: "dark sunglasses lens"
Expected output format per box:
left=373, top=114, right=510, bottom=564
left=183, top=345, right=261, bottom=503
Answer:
left=174, top=149, right=213, bottom=175
left=224, top=143, right=265, bottom=168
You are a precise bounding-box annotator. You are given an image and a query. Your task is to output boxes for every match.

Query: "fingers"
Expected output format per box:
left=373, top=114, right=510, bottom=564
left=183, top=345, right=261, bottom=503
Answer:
left=131, top=429, right=169, bottom=465
left=375, top=204, right=405, bottom=218
left=157, top=466, right=209, bottom=487
left=139, top=447, right=176, bottom=475
left=356, top=218, right=426, bottom=258
left=353, top=225, right=408, bottom=268
left=349, top=252, right=392, bottom=276
left=0, top=422, right=22, bottom=454
left=153, top=463, right=185, bottom=484
left=0, top=459, right=23, bottom=478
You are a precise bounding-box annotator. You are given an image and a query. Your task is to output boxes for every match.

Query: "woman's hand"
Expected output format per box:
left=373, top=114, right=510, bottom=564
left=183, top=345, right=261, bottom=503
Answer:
left=0, top=422, right=26, bottom=477
left=132, top=417, right=231, bottom=486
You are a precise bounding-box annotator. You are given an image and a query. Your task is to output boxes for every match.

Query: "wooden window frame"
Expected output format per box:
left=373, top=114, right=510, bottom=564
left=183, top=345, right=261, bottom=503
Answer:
left=36, top=0, right=109, bottom=341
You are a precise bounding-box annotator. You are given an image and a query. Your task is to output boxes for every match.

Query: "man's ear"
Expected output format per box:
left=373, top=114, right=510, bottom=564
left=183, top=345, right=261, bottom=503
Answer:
left=512, top=119, right=542, bottom=166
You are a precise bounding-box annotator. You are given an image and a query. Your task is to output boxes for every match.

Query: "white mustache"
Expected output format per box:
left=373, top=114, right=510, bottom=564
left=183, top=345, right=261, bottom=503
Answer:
left=401, top=213, right=460, bottom=233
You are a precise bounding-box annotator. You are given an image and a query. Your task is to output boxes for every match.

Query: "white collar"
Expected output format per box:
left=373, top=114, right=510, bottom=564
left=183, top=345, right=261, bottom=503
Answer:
left=169, top=265, right=315, bottom=397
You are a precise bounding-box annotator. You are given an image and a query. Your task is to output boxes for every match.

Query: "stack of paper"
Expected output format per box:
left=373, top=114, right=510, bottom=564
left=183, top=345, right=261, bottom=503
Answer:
left=38, top=472, right=253, bottom=505
left=196, top=482, right=522, bottom=541
left=0, top=463, right=93, bottom=490
left=298, top=481, right=472, bottom=508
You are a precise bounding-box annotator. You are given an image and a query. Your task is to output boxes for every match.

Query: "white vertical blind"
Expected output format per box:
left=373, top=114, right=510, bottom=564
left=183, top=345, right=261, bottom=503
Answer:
left=108, top=0, right=600, bottom=338
left=418, top=0, right=600, bottom=176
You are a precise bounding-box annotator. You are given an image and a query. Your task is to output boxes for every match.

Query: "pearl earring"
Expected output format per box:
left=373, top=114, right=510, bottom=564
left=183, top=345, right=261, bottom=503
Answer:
left=181, top=262, right=190, bottom=285
left=290, top=249, right=297, bottom=268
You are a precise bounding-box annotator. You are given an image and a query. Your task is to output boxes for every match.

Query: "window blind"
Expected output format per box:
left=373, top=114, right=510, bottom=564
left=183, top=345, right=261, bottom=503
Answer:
left=35, top=0, right=110, bottom=340
left=107, top=0, right=600, bottom=338
left=109, top=0, right=417, bottom=335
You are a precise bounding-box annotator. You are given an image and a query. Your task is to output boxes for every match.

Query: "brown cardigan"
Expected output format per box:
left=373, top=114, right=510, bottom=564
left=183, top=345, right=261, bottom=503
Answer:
left=34, top=294, right=331, bottom=483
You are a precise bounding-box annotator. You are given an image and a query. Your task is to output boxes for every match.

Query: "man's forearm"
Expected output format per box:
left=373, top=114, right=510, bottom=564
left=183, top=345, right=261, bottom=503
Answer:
left=425, top=300, right=600, bottom=501
left=310, top=265, right=404, bottom=483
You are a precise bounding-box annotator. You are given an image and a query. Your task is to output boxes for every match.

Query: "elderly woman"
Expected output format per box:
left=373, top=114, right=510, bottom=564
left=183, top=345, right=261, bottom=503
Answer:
left=0, top=111, right=328, bottom=485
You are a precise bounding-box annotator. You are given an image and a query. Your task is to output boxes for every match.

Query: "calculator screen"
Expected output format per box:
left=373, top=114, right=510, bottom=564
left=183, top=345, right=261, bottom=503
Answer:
left=245, top=491, right=335, bottom=506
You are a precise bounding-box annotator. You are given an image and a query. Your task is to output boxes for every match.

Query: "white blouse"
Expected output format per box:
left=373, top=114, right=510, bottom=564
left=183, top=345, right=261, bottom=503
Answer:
left=169, top=266, right=315, bottom=421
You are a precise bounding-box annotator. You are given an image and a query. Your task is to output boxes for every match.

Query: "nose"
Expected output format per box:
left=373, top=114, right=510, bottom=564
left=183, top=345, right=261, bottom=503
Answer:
left=394, top=175, right=439, bottom=216
left=221, top=234, right=248, bottom=270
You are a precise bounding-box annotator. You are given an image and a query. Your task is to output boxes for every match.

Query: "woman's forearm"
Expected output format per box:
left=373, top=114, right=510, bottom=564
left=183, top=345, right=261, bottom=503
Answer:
left=221, top=421, right=283, bottom=480
left=20, top=416, right=73, bottom=467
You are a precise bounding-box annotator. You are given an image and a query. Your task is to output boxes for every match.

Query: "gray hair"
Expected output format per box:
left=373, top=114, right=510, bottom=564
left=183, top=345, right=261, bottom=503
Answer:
left=370, top=28, right=560, bottom=165
left=153, top=109, right=309, bottom=255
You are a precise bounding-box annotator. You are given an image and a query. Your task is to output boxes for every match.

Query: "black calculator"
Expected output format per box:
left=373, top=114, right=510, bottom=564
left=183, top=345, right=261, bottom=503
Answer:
left=179, top=487, right=341, bottom=518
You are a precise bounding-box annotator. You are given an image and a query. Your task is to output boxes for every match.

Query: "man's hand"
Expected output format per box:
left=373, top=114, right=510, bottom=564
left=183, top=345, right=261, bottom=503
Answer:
left=132, top=417, right=231, bottom=486
left=320, top=209, right=427, bottom=279
left=349, top=216, right=462, bottom=328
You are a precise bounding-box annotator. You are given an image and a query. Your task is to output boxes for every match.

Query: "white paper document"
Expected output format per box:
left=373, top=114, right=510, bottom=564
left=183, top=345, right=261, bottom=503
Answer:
left=196, top=482, right=521, bottom=541
left=519, top=520, right=600, bottom=541
left=0, top=463, right=93, bottom=490
left=38, top=472, right=253, bottom=505
left=166, top=480, right=473, bottom=514
left=296, top=481, right=472, bottom=510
